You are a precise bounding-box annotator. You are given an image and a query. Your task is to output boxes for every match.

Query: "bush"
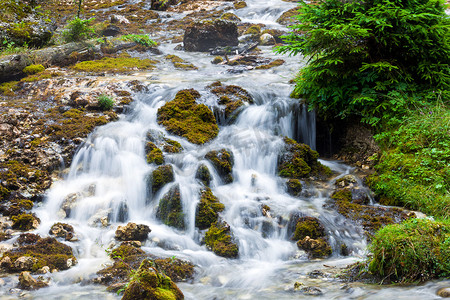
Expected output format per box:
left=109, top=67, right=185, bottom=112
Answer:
left=97, top=94, right=114, bottom=110
left=369, top=218, right=450, bottom=283
left=62, top=17, right=96, bottom=43
left=277, top=0, right=450, bottom=126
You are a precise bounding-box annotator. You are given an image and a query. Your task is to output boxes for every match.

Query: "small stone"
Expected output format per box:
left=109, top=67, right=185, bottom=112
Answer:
left=115, top=223, right=151, bottom=241
left=18, top=271, right=48, bottom=290
left=438, top=287, right=450, bottom=298
left=37, top=266, right=50, bottom=274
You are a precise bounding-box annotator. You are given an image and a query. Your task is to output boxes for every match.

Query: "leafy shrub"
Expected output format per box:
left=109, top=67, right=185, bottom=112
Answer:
left=277, top=0, right=450, bottom=126
left=121, top=34, right=157, bottom=47
left=97, top=94, right=114, bottom=110
left=62, top=17, right=96, bottom=43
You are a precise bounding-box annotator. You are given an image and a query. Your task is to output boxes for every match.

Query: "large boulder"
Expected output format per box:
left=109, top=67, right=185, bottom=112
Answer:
left=195, top=188, right=224, bottom=230
left=204, top=220, right=238, bottom=258
left=184, top=20, right=238, bottom=52
left=115, top=223, right=151, bottom=242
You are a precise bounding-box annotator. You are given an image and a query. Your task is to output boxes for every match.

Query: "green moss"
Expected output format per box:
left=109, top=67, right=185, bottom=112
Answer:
left=157, top=185, right=185, bottom=230
left=18, top=199, right=34, bottom=210
left=165, top=54, right=198, bottom=70
left=220, top=12, right=241, bottom=22
left=255, top=59, right=285, bottom=69
left=3, top=234, right=76, bottom=272
left=163, top=139, right=183, bottom=153
left=195, top=188, right=225, bottom=230
left=71, top=56, right=157, bottom=73
left=369, top=218, right=450, bottom=283
left=111, top=244, right=146, bottom=263
left=205, top=149, right=234, bottom=184
left=277, top=137, right=331, bottom=179
left=297, top=237, right=332, bottom=258
left=153, top=258, right=194, bottom=282
left=151, top=165, right=174, bottom=194
left=11, top=213, right=38, bottom=231
left=286, top=179, right=302, bottom=196
left=211, top=56, right=224, bottom=64
left=157, top=89, right=219, bottom=144
left=0, top=186, right=10, bottom=201
left=146, top=142, right=164, bottom=165
left=22, top=64, right=45, bottom=75
left=292, top=217, right=325, bottom=241
left=204, top=221, right=238, bottom=258
left=121, top=259, right=184, bottom=300
left=234, top=1, right=247, bottom=9
left=0, top=81, right=20, bottom=96
left=195, top=164, right=211, bottom=186
left=244, top=25, right=261, bottom=36
left=209, top=81, right=253, bottom=119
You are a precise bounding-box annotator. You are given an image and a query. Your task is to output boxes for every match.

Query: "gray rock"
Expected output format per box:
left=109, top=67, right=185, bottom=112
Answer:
left=184, top=20, right=238, bottom=52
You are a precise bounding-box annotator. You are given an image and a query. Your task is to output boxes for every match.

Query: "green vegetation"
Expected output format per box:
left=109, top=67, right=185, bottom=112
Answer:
left=146, top=142, right=164, bottom=165
left=277, top=0, right=450, bottom=126
left=97, top=94, right=114, bottom=110
left=204, top=221, right=239, bottom=258
left=121, top=34, right=157, bottom=47
left=157, top=89, right=219, bottom=144
left=71, top=55, right=157, bottom=73
left=156, top=185, right=185, bottom=230
left=205, top=149, right=234, bottom=184
left=195, top=188, right=225, bottom=230
left=151, top=165, right=174, bottom=194
left=22, top=64, right=45, bottom=75
left=292, top=216, right=332, bottom=258
left=369, top=218, right=450, bottom=283
left=62, top=17, right=96, bottom=43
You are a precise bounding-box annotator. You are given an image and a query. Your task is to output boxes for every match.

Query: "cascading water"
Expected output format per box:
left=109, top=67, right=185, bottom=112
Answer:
left=3, top=1, right=447, bottom=299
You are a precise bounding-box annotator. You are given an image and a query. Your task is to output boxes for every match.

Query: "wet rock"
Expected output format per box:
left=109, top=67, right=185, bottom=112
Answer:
left=0, top=256, right=12, bottom=269
left=184, top=20, right=239, bottom=52
left=195, top=188, right=225, bottom=230
left=335, top=175, right=358, bottom=188
left=150, top=165, right=174, bottom=194
left=438, top=287, right=450, bottom=298
left=14, top=256, right=37, bottom=271
left=60, top=192, right=81, bottom=218
left=49, top=222, right=75, bottom=241
left=121, top=259, right=184, bottom=300
left=145, top=142, right=164, bottom=165
left=277, top=137, right=332, bottom=180
left=277, top=8, right=298, bottom=26
left=151, top=0, right=178, bottom=10
left=292, top=216, right=325, bottom=241
left=297, top=236, right=332, bottom=259
left=115, top=223, right=151, bottom=242
left=220, top=12, right=241, bottom=22
left=286, top=179, right=302, bottom=197
left=3, top=233, right=76, bottom=273
left=205, top=149, right=234, bottom=184
left=300, top=286, right=323, bottom=296
left=260, top=33, right=276, bottom=45
left=208, top=81, right=253, bottom=122
left=11, top=213, right=40, bottom=231
left=308, top=270, right=325, bottom=278
left=157, top=185, right=185, bottom=230
left=204, top=220, right=238, bottom=258
left=195, top=164, right=211, bottom=186
left=101, top=25, right=121, bottom=37
left=18, top=271, right=48, bottom=290
left=157, top=89, right=219, bottom=144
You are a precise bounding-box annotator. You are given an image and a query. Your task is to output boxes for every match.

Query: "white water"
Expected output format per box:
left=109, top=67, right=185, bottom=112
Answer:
left=2, top=1, right=448, bottom=299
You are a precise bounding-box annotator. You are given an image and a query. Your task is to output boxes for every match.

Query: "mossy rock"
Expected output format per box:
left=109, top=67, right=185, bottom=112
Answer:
left=110, top=243, right=146, bottom=263
left=234, top=1, right=247, bottom=9
left=277, top=137, right=332, bottom=180
left=204, top=220, right=238, bottom=258
left=121, top=259, right=184, bottom=300
left=23, top=64, right=45, bottom=75
left=211, top=56, right=224, bottom=64
left=220, top=12, right=241, bottom=22
left=195, top=164, right=211, bottom=186
left=244, top=25, right=261, bottom=36
left=156, top=185, right=185, bottom=230
left=165, top=54, right=198, bottom=70
left=157, top=89, right=219, bottom=144
left=162, top=138, right=183, bottom=153
left=208, top=81, right=253, bottom=121
left=255, top=59, right=285, bottom=70
left=146, top=142, right=164, bottom=165
left=286, top=179, right=302, bottom=196
left=297, top=236, right=332, bottom=259
left=150, top=165, right=174, bottom=194
left=0, top=186, right=10, bottom=201
left=11, top=213, right=39, bottom=231
left=2, top=233, right=76, bottom=273
left=205, top=149, right=234, bottom=184
left=195, top=188, right=225, bottom=230
left=154, top=257, right=195, bottom=282
left=277, top=8, right=298, bottom=25
left=331, top=188, right=413, bottom=239
left=71, top=56, right=157, bottom=73
left=292, top=216, right=325, bottom=241
left=369, top=218, right=450, bottom=283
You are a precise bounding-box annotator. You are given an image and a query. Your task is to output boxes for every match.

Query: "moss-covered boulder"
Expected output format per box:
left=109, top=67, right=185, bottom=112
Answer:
left=195, top=188, right=225, bottom=230
left=157, top=89, right=219, bottom=144
left=286, top=179, right=302, bottom=197
left=277, top=137, right=331, bottom=180
left=208, top=81, right=253, bottom=122
left=205, top=149, right=234, bottom=184
left=121, top=259, right=184, bottom=300
left=297, top=236, right=332, bottom=259
left=162, top=138, right=183, bottom=153
left=292, top=217, right=325, bottom=241
left=331, top=188, right=413, bottom=239
left=369, top=218, right=450, bottom=283
left=1, top=233, right=76, bottom=273
left=153, top=257, right=195, bottom=282
left=150, top=165, right=174, bottom=194
left=156, top=185, right=185, bottom=230
left=204, top=220, right=238, bottom=258
left=145, top=142, right=164, bottom=165
left=11, top=213, right=40, bottom=231
left=195, top=164, right=211, bottom=186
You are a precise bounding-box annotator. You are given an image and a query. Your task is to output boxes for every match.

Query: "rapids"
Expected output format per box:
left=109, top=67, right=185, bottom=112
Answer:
left=1, top=0, right=448, bottom=299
